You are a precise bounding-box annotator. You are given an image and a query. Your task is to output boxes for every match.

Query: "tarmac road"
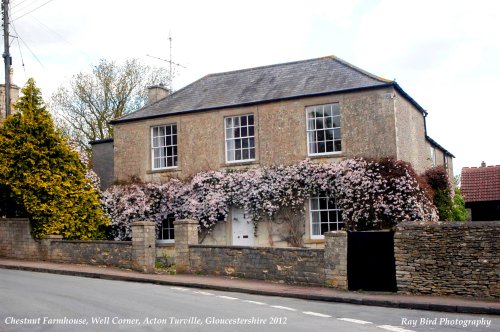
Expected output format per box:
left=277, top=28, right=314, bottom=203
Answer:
left=1, top=269, right=498, bottom=331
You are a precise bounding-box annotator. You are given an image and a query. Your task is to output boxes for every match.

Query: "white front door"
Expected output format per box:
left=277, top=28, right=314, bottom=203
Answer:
left=232, top=207, right=254, bottom=246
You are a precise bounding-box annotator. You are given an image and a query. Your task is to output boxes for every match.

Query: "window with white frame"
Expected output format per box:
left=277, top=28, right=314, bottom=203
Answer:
left=306, top=103, right=341, bottom=155
left=151, top=124, right=178, bottom=170
left=430, top=147, right=436, bottom=167
left=309, top=195, right=343, bottom=239
left=224, top=114, right=255, bottom=162
left=157, top=214, right=175, bottom=243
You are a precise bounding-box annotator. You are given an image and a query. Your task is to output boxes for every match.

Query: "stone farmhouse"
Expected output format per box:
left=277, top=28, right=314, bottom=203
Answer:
left=104, top=56, right=453, bottom=248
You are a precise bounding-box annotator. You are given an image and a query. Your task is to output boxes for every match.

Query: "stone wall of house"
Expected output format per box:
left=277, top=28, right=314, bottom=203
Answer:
left=0, top=218, right=155, bottom=273
left=395, top=221, right=500, bottom=299
left=393, top=91, right=454, bottom=176
left=189, top=245, right=325, bottom=285
left=201, top=212, right=311, bottom=248
left=113, top=88, right=400, bottom=182
left=394, top=91, right=430, bottom=174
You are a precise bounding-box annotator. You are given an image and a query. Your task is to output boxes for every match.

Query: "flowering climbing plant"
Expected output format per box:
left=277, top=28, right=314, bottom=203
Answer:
left=68, top=140, right=101, bottom=191
left=102, top=158, right=438, bottom=240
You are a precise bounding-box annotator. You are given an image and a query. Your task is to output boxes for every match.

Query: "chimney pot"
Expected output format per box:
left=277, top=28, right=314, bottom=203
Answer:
left=481, top=161, right=486, bottom=167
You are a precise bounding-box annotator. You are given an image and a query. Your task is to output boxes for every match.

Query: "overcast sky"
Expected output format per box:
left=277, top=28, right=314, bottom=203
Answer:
left=4, top=0, right=500, bottom=176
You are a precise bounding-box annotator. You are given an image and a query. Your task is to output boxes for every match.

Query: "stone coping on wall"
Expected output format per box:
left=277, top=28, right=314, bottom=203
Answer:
left=396, top=220, right=500, bottom=229
left=131, top=220, right=156, bottom=226
left=190, top=244, right=324, bottom=252
left=173, top=219, right=198, bottom=225
left=50, top=240, right=132, bottom=245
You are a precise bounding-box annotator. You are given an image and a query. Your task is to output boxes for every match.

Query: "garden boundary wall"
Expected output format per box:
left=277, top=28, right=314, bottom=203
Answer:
left=0, top=218, right=155, bottom=273
left=3, top=218, right=497, bottom=298
left=173, top=219, right=348, bottom=288
left=175, top=220, right=499, bottom=297
left=395, top=221, right=499, bottom=299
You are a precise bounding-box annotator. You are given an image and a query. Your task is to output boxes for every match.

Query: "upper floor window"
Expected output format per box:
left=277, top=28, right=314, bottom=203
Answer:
left=225, top=114, right=255, bottom=163
left=157, top=214, right=175, bottom=243
left=310, top=195, right=343, bottom=239
left=430, top=147, right=436, bottom=167
left=151, top=124, right=178, bottom=170
left=306, top=103, right=341, bottom=156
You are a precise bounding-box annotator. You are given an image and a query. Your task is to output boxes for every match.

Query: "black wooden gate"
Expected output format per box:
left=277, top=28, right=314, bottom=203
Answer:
left=347, top=231, right=397, bottom=292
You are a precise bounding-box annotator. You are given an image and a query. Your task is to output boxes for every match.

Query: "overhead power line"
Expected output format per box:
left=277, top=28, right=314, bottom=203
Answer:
left=11, top=0, right=44, bottom=13
left=11, top=0, right=54, bottom=22
left=16, top=34, right=44, bottom=68
left=31, top=15, right=92, bottom=61
left=11, top=0, right=34, bottom=9
left=9, top=19, right=27, bottom=79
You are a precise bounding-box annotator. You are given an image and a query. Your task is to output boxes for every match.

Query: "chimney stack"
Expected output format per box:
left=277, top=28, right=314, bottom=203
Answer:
left=147, top=85, right=170, bottom=105
left=481, top=161, right=486, bottom=167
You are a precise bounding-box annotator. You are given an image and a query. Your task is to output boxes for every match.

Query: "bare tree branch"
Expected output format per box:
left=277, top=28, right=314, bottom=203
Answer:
left=49, top=59, right=171, bottom=149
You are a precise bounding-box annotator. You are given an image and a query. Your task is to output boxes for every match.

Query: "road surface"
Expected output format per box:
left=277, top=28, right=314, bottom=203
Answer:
left=0, top=269, right=497, bottom=331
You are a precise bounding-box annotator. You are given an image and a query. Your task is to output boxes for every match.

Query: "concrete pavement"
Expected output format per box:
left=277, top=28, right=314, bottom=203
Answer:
left=0, top=258, right=498, bottom=315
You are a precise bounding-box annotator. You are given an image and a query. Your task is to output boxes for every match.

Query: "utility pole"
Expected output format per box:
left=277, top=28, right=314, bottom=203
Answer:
left=2, top=0, right=11, bottom=117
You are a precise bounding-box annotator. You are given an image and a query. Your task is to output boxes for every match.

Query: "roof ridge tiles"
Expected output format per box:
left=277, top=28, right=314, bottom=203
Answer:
left=463, top=165, right=500, bottom=169
left=327, top=55, right=393, bottom=84
left=204, top=57, right=322, bottom=78
left=204, top=55, right=392, bottom=84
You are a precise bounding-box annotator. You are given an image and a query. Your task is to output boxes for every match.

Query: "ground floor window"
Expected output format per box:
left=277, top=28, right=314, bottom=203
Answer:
left=309, top=195, right=343, bottom=239
left=157, top=215, right=175, bottom=243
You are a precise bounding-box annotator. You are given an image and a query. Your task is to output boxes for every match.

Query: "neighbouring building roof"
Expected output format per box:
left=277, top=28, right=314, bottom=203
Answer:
left=461, top=165, right=500, bottom=202
left=89, top=138, right=114, bottom=145
left=112, top=56, right=426, bottom=124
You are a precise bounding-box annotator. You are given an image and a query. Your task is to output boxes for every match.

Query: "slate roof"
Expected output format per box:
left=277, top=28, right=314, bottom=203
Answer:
left=426, top=135, right=455, bottom=157
left=461, top=165, right=500, bottom=202
left=112, top=56, right=399, bottom=124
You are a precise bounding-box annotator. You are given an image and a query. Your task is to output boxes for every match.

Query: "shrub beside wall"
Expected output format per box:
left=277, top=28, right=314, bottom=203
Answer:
left=0, top=79, right=108, bottom=240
